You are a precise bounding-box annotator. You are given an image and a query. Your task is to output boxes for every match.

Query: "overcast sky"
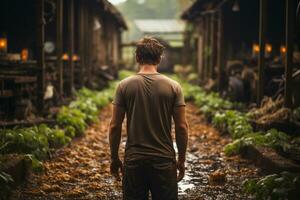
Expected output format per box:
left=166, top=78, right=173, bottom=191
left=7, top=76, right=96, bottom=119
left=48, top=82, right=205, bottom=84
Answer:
left=108, top=0, right=127, bottom=5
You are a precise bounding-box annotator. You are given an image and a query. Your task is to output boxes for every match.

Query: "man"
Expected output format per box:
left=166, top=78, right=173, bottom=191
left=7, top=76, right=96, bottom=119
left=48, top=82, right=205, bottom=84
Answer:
left=109, top=37, right=189, bottom=200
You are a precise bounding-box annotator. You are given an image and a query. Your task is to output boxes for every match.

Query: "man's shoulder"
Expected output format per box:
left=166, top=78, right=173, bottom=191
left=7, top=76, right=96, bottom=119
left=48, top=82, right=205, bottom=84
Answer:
left=118, top=75, right=141, bottom=86
left=159, top=75, right=181, bottom=88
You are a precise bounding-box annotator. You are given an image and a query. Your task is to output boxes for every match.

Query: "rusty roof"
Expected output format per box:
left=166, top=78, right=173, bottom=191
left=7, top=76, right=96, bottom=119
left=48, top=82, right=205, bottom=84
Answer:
left=181, top=0, right=222, bottom=21
left=97, top=0, right=128, bottom=30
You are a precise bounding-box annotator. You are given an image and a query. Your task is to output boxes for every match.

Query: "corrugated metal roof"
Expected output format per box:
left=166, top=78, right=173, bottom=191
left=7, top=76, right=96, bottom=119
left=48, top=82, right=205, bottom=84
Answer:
left=134, top=19, right=185, bottom=33
left=97, top=0, right=128, bottom=30
left=181, top=0, right=222, bottom=20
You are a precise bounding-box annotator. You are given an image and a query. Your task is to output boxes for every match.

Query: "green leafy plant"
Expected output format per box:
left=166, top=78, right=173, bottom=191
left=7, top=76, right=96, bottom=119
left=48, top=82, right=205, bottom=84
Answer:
left=0, top=171, right=14, bottom=199
left=0, top=127, right=49, bottom=160
left=224, top=129, right=292, bottom=156
left=24, top=154, right=43, bottom=173
left=57, top=106, right=87, bottom=136
left=212, top=110, right=253, bottom=139
left=243, top=172, right=300, bottom=200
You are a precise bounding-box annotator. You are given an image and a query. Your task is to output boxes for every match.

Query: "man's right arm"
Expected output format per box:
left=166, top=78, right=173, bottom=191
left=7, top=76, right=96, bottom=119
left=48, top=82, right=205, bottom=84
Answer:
left=173, top=106, right=188, bottom=182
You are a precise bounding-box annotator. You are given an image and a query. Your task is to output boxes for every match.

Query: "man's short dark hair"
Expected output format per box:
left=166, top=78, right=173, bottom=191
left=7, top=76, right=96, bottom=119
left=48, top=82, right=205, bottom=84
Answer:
left=135, top=37, right=165, bottom=65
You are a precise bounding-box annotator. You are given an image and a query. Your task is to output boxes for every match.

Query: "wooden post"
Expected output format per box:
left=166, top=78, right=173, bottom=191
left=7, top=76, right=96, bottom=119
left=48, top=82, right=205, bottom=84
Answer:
left=210, top=12, right=216, bottom=79
left=112, top=25, right=119, bottom=70
left=202, top=15, right=207, bottom=81
left=257, top=0, right=267, bottom=105
left=284, top=0, right=296, bottom=108
left=198, top=20, right=204, bottom=78
left=56, top=0, right=63, bottom=96
left=205, top=15, right=210, bottom=80
left=83, top=2, right=89, bottom=86
left=78, top=0, right=85, bottom=88
left=118, top=30, right=122, bottom=62
left=67, top=0, right=74, bottom=95
left=88, top=9, right=94, bottom=85
left=37, top=0, right=45, bottom=110
left=217, top=9, right=224, bottom=91
left=182, top=28, right=191, bottom=66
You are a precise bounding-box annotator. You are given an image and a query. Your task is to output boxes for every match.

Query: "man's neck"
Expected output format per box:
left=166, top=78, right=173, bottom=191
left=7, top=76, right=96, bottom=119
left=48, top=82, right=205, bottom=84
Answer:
left=138, top=64, right=158, bottom=74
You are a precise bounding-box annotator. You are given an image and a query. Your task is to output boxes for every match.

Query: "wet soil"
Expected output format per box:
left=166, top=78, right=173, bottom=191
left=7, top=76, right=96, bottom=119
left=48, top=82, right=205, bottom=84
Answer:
left=12, top=103, right=261, bottom=200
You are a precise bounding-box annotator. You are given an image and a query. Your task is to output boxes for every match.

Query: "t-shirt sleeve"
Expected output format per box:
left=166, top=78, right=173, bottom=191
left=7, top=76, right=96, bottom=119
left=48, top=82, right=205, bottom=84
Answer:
left=174, top=85, right=186, bottom=107
left=112, top=83, right=125, bottom=108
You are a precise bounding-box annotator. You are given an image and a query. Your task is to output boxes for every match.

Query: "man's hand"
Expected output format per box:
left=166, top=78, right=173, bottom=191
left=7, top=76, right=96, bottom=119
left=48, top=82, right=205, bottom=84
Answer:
left=173, top=106, right=188, bottom=182
left=109, top=105, right=125, bottom=180
left=110, top=158, right=123, bottom=179
left=177, top=160, right=185, bottom=182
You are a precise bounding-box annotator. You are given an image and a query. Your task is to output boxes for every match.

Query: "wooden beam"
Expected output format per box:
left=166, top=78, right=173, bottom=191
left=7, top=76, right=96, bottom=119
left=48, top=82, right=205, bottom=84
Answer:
left=86, top=8, right=94, bottom=85
left=284, top=0, right=296, bottom=108
left=56, top=0, right=63, bottom=96
left=202, top=15, right=207, bottom=81
left=205, top=15, right=210, bottom=80
left=217, top=9, right=224, bottom=91
left=36, top=0, right=45, bottom=110
left=78, top=0, right=85, bottom=88
left=198, top=20, right=204, bottom=78
left=210, top=12, right=216, bottom=79
left=83, top=2, right=89, bottom=86
left=257, top=0, right=267, bottom=105
left=67, top=0, right=74, bottom=95
left=117, top=29, right=122, bottom=67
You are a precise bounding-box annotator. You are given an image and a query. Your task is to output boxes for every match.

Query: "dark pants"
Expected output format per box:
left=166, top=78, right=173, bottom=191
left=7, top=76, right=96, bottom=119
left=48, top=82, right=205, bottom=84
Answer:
left=122, top=158, right=178, bottom=200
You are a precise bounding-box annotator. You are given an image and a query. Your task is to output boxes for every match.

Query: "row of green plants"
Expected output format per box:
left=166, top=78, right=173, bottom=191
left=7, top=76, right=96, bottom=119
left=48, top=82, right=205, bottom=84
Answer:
left=243, top=171, right=300, bottom=200
left=172, top=74, right=300, bottom=200
left=0, top=70, right=133, bottom=198
left=0, top=87, right=116, bottom=161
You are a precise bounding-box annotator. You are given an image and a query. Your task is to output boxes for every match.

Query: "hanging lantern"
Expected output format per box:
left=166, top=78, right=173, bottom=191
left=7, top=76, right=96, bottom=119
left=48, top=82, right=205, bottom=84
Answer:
left=252, top=43, right=260, bottom=56
left=21, top=48, right=29, bottom=61
left=62, top=53, right=69, bottom=61
left=72, top=54, right=79, bottom=61
left=280, top=46, right=287, bottom=54
left=265, top=44, right=272, bottom=53
left=0, top=38, right=7, bottom=53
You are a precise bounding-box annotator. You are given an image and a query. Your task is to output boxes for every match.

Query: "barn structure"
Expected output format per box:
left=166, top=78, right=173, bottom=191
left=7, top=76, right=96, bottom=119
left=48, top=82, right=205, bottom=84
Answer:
left=134, top=19, right=185, bottom=71
left=0, top=0, right=127, bottom=121
left=181, top=0, right=300, bottom=107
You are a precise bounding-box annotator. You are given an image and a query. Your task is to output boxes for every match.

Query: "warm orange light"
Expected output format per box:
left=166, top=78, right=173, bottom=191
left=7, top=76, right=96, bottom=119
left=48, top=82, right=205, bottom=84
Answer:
left=253, top=44, right=260, bottom=53
left=62, top=53, right=69, bottom=61
left=266, top=44, right=272, bottom=53
left=72, top=54, right=79, bottom=61
left=0, top=38, right=7, bottom=50
left=21, top=48, right=29, bottom=61
left=280, top=46, right=286, bottom=54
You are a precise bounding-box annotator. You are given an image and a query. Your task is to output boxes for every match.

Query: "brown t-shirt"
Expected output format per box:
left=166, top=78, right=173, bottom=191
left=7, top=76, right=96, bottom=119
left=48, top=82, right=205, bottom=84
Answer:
left=112, top=73, right=186, bottom=161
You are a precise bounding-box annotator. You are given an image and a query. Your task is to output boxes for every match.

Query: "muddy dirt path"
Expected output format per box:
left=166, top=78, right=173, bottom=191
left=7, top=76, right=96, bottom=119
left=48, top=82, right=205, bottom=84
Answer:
left=13, top=103, right=261, bottom=200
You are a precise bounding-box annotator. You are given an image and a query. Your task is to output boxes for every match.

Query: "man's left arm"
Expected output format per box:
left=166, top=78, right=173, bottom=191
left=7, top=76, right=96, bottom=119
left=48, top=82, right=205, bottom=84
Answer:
left=109, top=105, right=125, bottom=178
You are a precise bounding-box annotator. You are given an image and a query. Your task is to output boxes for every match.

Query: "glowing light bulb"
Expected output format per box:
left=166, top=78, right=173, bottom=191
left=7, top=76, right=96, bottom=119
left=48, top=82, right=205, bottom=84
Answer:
left=62, top=53, right=69, bottom=61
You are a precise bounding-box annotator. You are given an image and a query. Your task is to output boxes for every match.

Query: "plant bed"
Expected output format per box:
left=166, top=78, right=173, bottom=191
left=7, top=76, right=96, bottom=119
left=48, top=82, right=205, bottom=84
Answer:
left=169, top=73, right=300, bottom=198
left=251, top=120, right=300, bottom=136
left=243, top=171, right=300, bottom=200
left=0, top=154, right=27, bottom=186
left=0, top=119, right=56, bottom=129
left=0, top=70, right=135, bottom=197
left=241, top=145, right=300, bottom=174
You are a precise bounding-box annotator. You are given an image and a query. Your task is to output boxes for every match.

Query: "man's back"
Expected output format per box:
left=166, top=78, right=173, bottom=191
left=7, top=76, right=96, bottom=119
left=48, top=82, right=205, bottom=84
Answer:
left=113, top=73, right=185, bottom=161
left=109, top=37, right=188, bottom=200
